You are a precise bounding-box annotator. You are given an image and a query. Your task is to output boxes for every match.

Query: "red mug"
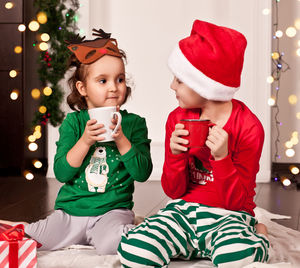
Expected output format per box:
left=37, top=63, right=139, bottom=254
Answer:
left=180, top=119, right=215, bottom=148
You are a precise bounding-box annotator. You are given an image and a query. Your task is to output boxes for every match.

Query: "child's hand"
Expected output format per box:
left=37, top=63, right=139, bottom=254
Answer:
left=82, top=119, right=106, bottom=146
left=110, top=106, right=124, bottom=141
left=205, top=125, right=228, bottom=160
left=170, top=123, right=189, bottom=155
left=110, top=106, right=132, bottom=155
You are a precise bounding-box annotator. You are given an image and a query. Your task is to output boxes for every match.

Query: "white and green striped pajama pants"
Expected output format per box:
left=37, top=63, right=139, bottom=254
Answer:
left=118, top=199, right=269, bottom=267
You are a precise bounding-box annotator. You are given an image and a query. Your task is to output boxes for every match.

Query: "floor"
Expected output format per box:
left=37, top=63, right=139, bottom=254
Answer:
left=0, top=175, right=299, bottom=231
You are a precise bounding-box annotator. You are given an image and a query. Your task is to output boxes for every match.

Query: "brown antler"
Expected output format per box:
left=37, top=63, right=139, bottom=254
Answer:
left=65, top=34, right=86, bottom=44
left=92, top=29, right=111, bottom=39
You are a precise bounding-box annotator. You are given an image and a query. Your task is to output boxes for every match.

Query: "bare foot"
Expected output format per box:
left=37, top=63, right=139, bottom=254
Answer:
left=134, top=216, right=145, bottom=226
left=0, top=219, right=28, bottom=226
left=255, top=223, right=268, bottom=238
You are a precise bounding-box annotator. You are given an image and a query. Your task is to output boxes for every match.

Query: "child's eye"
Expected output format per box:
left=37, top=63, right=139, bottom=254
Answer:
left=117, top=77, right=125, bottom=83
left=176, top=77, right=182, bottom=84
left=99, top=79, right=106, bottom=84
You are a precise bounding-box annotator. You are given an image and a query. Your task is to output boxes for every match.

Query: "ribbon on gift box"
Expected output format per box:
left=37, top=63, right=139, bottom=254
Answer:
left=0, top=223, right=25, bottom=268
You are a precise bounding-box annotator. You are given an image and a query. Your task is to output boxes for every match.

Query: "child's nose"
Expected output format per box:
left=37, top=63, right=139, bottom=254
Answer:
left=109, top=82, right=118, bottom=92
left=170, top=79, right=177, bottom=91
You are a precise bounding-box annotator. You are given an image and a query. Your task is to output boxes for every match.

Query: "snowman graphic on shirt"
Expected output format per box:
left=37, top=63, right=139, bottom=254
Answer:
left=85, top=146, right=109, bottom=192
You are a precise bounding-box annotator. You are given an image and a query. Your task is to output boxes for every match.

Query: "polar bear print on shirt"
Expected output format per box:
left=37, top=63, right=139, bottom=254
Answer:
left=85, top=146, right=109, bottom=192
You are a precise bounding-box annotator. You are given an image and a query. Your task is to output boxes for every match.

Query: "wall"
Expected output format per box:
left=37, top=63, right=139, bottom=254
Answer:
left=47, top=0, right=272, bottom=182
left=271, top=0, right=300, bottom=163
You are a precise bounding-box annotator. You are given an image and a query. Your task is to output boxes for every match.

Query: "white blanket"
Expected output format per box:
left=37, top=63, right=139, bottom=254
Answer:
left=37, top=207, right=300, bottom=268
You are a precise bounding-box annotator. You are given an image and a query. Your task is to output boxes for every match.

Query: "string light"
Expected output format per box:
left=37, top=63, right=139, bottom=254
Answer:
left=33, top=130, right=42, bottom=139
left=10, top=89, right=19, bottom=100
left=285, top=26, right=297, bottom=37
left=39, top=42, right=48, bottom=51
left=9, top=70, right=17, bottom=78
left=285, top=141, right=293, bottom=148
left=285, top=148, right=295, bottom=158
left=275, top=30, right=283, bottom=38
left=14, top=46, right=22, bottom=54
left=39, top=106, right=47, bottom=113
left=295, top=19, right=300, bottom=30
left=43, top=86, right=52, bottom=96
left=23, top=170, right=34, bottom=180
left=272, top=52, right=280, bottom=60
left=33, top=160, right=43, bottom=169
left=37, top=11, right=47, bottom=24
left=288, top=94, right=298, bottom=105
left=31, top=88, right=41, bottom=99
left=5, top=2, right=14, bottom=9
left=28, top=142, right=38, bottom=151
left=28, top=20, right=40, bottom=31
left=262, top=8, right=271, bottom=15
left=268, top=97, right=276, bottom=106
left=280, top=176, right=291, bottom=186
left=271, top=0, right=291, bottom=163
left=18, top=24, right=26, bottom=32
left=40, top=33, right=50, bottom=42
left=267, top=76, right=274, bottom=83
left=290, top=165, right=300, bottom=175
left=28, top=135, right=36, bottom=142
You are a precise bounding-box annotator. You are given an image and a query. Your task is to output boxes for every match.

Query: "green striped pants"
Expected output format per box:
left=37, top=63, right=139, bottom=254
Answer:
left=118, top=199, right=269, bottom=267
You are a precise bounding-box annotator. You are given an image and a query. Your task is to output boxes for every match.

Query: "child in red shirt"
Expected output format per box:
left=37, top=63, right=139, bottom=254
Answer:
left=118, top=20, right=269, bottom=267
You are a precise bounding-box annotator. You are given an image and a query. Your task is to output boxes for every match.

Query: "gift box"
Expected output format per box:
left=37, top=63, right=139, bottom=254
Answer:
left=0, top=223, right=37, bottom=268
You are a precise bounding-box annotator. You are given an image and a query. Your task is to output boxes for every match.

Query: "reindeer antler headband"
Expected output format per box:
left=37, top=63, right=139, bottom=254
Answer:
left=66, top=29, right=122, bottom=64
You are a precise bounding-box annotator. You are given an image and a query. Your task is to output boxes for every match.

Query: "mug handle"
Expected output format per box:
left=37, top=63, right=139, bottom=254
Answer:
left=111, top=112, right=122, bottom=136
left=208, top=122, right=216, bottom=127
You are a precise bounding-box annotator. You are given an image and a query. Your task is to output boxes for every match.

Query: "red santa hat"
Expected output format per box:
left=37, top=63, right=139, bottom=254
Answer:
left=168, top=20, right=247, bottom=101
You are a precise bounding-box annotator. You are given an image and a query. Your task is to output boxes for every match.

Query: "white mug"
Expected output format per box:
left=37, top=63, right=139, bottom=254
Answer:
left=88, top=106, right=122, bottom=142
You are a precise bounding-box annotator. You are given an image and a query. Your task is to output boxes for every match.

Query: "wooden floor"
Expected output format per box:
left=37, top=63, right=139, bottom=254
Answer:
left=0, top=175, right=299, bottom=231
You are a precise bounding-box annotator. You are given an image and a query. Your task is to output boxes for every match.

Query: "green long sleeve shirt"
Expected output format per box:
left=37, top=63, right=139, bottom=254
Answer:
left=53, top=109, right=153, bottom=216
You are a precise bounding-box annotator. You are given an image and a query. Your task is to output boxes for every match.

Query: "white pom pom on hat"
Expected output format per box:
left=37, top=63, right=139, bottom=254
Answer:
left=168, top=20, right=247, bottom=101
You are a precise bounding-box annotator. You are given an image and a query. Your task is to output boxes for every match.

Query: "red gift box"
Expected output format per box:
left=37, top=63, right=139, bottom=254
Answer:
left=0, top=223, right=37, bottom=268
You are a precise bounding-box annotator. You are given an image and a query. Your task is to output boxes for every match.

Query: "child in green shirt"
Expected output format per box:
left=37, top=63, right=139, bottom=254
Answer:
left=1, top=29, right=152, bottom=255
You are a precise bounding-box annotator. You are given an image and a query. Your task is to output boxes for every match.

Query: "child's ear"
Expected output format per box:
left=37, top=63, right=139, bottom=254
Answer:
left=76, top=81, right=87, bottom=96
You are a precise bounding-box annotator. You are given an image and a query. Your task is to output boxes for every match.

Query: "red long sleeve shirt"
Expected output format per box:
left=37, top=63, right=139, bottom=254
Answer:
left=161, top=99, right=264, bottom=216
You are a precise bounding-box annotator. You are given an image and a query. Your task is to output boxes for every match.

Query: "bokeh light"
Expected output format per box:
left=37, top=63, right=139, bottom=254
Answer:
left=267, top=76, right=274, bottom=83
left=262, top=8, right=270, bottom=15
left=33, top=160, right=43, bottom=169
left=285, top=148, right=295, bottom=158
left=275, top=30, right=283, bottom=38
left=286, top=27, right=297, bottom=37
left=28, top=142, right=38, bottom=151
left=41, top=33, right=50, bottom=42
left=14, top=46, right=22, bottom=54
left=43, top=86, right=52, bottom=96
left=23, top=170, right=34, bottom=180
left=288, top=94, right=298, bottom=105
left=28, top=20, right=40, bottom=31
left=39, top=42, right=48, bottom=51
left=39, top=106, right=47, bottom=113
left=37, top=11, right=47, bottom=24
left=18, top=24, right=26, bottom=32
left=5, top=2, right=14, bottom=9
left=31, top=88, right=41, bottom=99
left=10, top=89, right=19, bottom=100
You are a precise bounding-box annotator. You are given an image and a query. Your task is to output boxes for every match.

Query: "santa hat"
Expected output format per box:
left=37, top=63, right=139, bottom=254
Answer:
left=168, top=20, right=247, bottom=101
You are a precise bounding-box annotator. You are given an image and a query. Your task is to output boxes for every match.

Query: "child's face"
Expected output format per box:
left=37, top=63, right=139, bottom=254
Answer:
left=170, top=77, right=207, bottom=109
left=77, top=55, right=127, bottom=109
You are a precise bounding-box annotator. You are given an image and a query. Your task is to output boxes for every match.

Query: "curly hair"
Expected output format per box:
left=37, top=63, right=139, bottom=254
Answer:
left=66, top=50, right=132, bottom=111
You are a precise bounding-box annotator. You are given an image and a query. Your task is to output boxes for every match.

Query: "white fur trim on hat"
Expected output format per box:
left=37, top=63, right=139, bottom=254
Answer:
left=168, top=44, right=239, bottom=101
